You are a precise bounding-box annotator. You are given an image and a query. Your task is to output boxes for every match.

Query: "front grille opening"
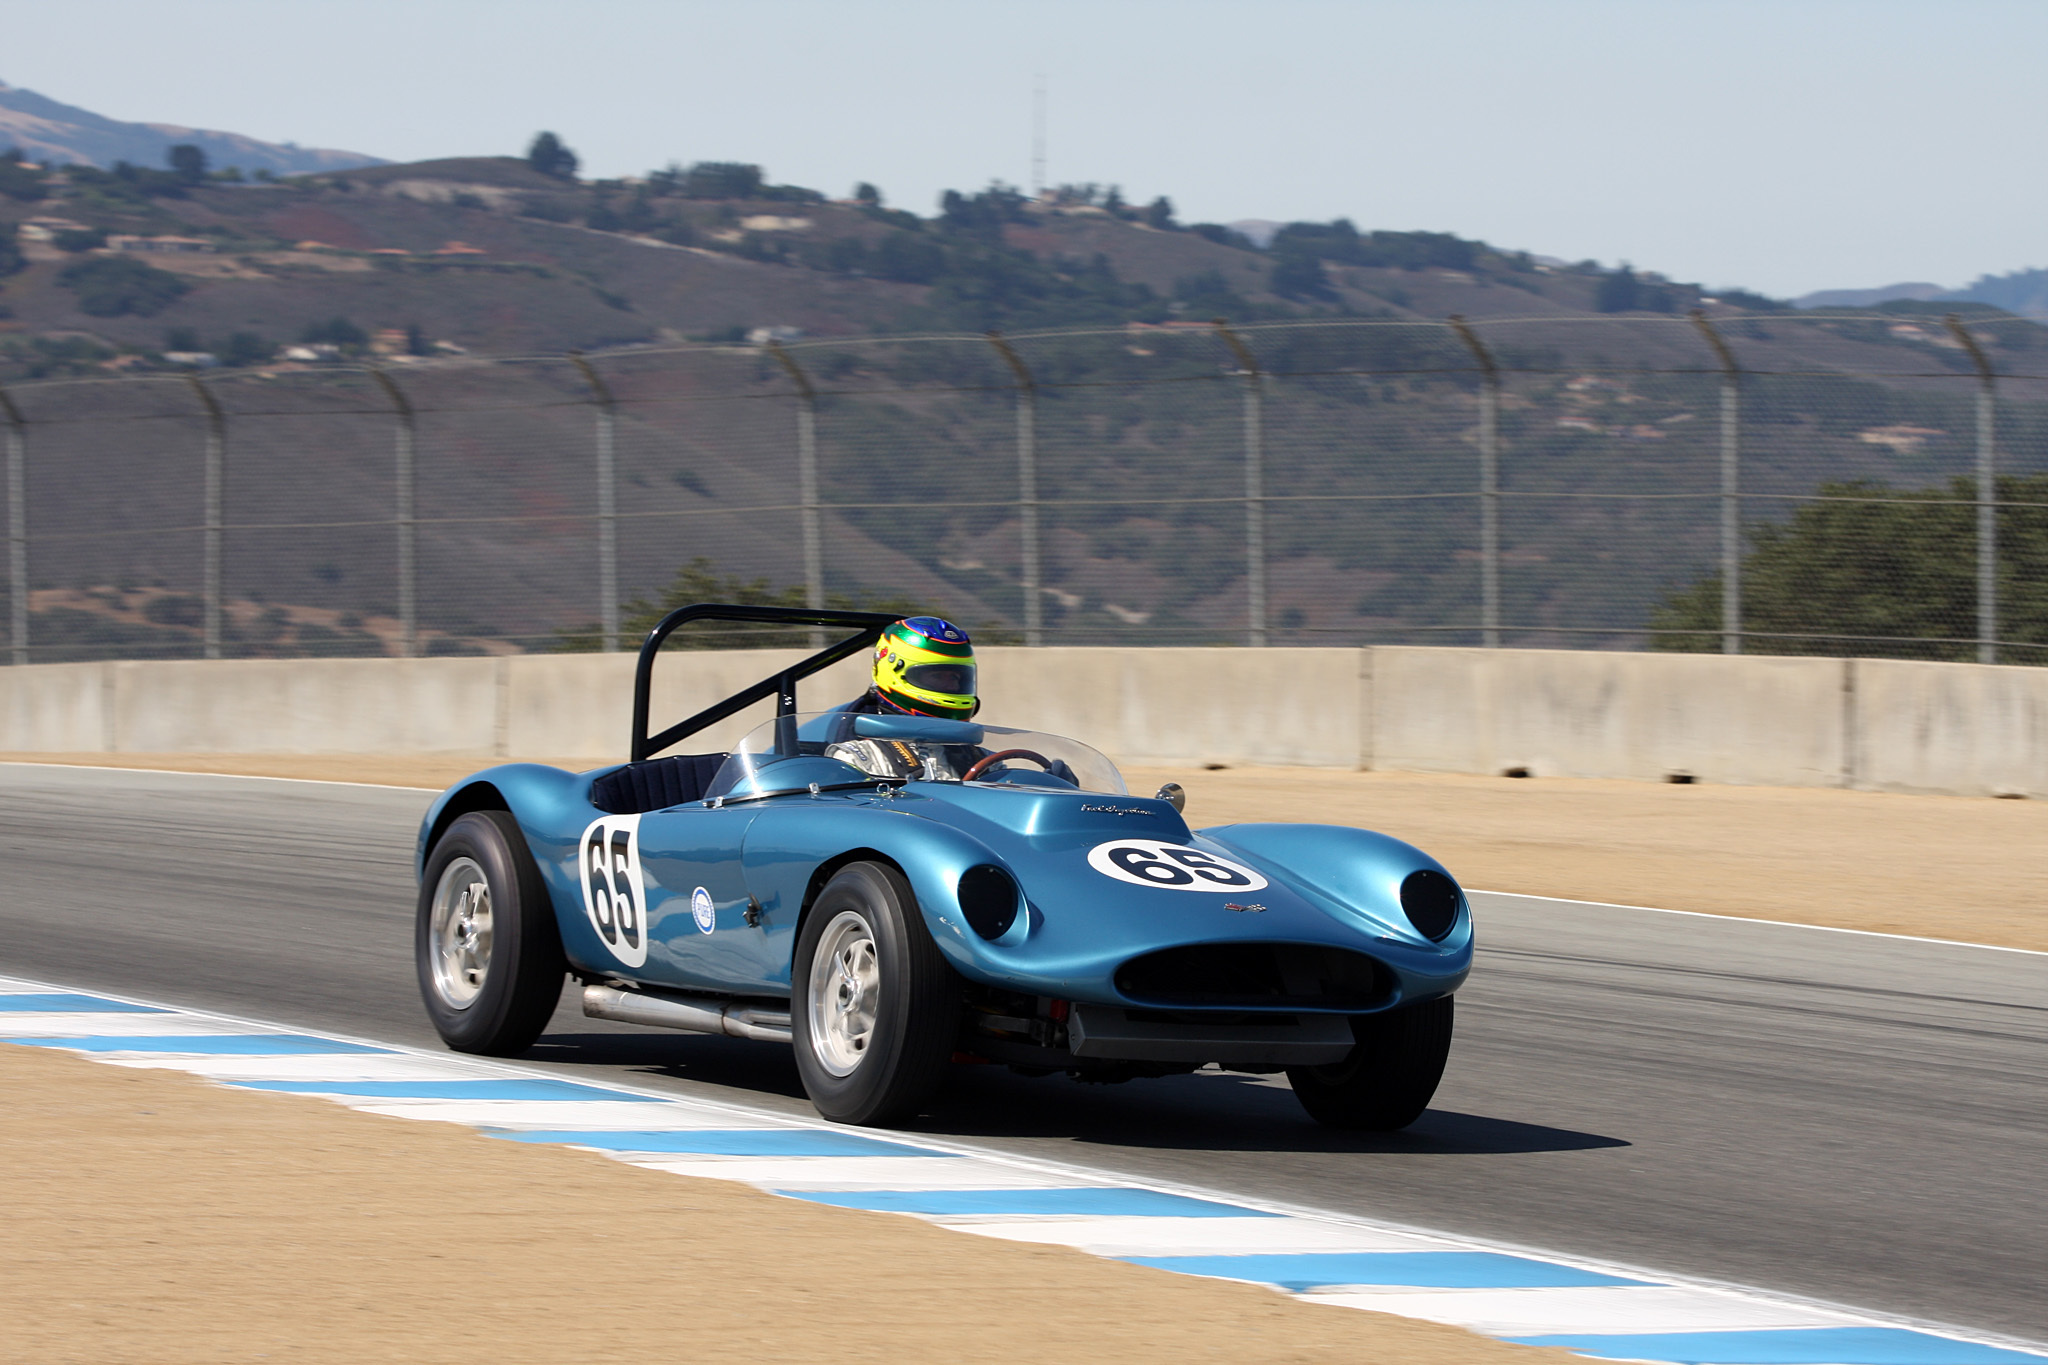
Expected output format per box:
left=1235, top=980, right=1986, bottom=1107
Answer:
left=1113, top=943, right=1389, bottom=1010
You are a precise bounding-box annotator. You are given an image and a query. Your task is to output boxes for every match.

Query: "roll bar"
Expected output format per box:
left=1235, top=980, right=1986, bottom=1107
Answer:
left=630, top=603, right=904, bottom=762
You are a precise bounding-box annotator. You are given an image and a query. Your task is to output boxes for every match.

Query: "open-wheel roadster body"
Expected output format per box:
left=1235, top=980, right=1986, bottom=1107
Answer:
left=414, top=605, right=1473, bottom=1128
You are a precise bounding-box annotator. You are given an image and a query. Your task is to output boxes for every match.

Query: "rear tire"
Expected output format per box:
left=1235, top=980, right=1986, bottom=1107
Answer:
left=1287, top=997, right=1454, bottom=1131
left=416, top=810, right=566, bottom=1055
left=792, top=861, right=958, bottom=1126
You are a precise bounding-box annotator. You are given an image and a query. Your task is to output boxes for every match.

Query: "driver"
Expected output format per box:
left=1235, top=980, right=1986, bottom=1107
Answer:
left=842, top=616, right=979, bottom=721
left=825, top=616, right=980, bottom=780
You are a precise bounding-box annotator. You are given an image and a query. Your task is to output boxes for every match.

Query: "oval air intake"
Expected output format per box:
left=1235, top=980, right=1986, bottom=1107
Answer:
left=1400, top=869, right=1461, bottom=941
left=958, top=864, right=1021, bottom=941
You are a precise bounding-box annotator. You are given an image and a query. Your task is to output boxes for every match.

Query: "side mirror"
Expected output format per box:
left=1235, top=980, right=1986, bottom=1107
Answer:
left=1154, top=782, right=1185, bottom=813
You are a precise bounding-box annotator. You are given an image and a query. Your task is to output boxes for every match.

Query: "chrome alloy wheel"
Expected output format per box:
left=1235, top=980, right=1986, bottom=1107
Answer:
left=807, top=909, right=880, bottom=1077
left=428, top=856, right=494, bottom=1010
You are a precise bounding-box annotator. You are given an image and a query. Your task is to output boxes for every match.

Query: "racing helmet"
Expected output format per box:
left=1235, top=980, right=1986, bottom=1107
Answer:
left=871, top=616, right=977, bottom=720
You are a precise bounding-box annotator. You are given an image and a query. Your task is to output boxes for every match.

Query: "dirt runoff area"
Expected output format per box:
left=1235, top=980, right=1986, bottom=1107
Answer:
left=8, top=751, right=2044, bottom=952
left=0, top=1043, right=1553, bottom=1365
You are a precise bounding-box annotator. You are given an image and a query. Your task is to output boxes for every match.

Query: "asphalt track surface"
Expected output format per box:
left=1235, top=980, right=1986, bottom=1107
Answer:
left=2, top=764, right=2042, bottom=1341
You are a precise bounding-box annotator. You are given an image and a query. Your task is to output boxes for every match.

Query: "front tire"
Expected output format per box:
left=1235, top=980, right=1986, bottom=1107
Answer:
left=416, top=810, right=566, bottom=1055
left=1287, top=997, right=1454, bottom=1131
left=792, top=861, right=958, bottom=1126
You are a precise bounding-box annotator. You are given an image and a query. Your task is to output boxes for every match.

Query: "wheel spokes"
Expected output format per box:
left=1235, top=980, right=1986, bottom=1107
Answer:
left=429, top=861, right=493, bottom=1009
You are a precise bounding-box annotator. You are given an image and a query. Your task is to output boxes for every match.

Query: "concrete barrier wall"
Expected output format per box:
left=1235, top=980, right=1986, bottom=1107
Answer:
left=1, top=646, right=2041, bottom=798
left=1852, top=659, right=2048, bottom=797
left=1369, top=648, right=1848, bottom=788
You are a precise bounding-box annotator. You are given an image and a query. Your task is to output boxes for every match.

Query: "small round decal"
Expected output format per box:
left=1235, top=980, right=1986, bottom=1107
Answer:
left=691, top=886, right=717, bottom=935
left=1085, top=839, right=1269, bottom=893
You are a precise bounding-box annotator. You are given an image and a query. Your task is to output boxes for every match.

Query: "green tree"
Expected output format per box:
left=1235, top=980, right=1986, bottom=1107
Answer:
left=1142, top=195, right=1174, bottom=229
left=1172, top=269, right=1249, bottom=318
left=0, top=148, right=46, bottom=202
left=57, top=256, right=190, bottom=317
left=52, top=227, right=106, bottom=252
left=219, top=331, right=270, bottom=367
left=683, top=162, right=764, bottom=199
left=1593, top=265, right=1677, bottom=313
left=1270, top=248, right=1335, bottom=301
left=854, top=181, right=881, bottom=206
left=0, top=232, right=21, bottom=278
left=167, top=143, right=207, bottom=184
left=300, top=316, right=369, bottom=350
left=526, top=131, right=579, bottom=180
left=1649, top=474, right=2048, bottom=660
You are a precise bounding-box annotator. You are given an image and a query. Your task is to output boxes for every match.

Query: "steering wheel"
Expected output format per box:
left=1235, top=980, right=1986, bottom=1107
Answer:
left=962, top=748, right=1054, bottom=782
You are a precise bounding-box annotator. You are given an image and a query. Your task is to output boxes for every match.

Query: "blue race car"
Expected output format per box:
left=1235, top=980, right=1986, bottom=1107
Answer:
left=414, top=604, right=1472, bottom=1128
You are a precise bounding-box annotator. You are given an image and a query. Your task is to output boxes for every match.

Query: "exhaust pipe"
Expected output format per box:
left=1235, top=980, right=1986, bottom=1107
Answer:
left=582, top=984, right=793, bottom=1044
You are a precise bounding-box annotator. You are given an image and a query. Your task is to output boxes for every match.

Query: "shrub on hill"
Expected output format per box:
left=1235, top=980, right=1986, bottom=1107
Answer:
left=0, top=148, right=46, bottom=202
left=57, top=255, right=189, bottom=317
left=1270, top=220, right=1492, bottom=272
left=1270, top=249, right=1336, bottom=302
left=526, top=132, right=579, bottom=181
left=300, top=316, right=368, bottom=351
left=1594, top=265, right=1684, bottom=314
left=642, top=161, right=823, bottom=203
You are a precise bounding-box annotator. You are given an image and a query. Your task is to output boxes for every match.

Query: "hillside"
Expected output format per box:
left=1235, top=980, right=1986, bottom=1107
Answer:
left=4, top=139, right=2018, bottom=368
left=0, top=79, right=382, bottom=177
left=0, top=143, right=1829, bottom=366
left=4, top=141, right=2047, bottom=661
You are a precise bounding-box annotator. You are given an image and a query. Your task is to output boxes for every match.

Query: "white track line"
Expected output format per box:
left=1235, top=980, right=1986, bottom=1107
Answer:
left=5, top=761, right=2037, bottom=956
left=1470, top=888, right=2048, bottom=957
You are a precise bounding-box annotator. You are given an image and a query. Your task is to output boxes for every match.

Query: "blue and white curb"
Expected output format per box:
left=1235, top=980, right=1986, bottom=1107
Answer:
left=4, top=975, right=2043, bottom=1365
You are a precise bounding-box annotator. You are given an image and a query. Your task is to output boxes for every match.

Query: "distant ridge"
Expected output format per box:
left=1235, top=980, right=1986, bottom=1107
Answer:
left=0, top=78, right=383, bottom=175
left=1793, top=282, right=1947, bottom=309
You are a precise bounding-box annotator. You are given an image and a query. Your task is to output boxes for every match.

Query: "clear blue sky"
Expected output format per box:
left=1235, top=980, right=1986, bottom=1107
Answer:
left=6, top=0, right=2042, bottom=297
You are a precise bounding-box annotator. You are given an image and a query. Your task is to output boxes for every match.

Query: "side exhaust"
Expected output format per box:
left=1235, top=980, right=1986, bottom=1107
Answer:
left=582, top=984, right=793, bottom=1045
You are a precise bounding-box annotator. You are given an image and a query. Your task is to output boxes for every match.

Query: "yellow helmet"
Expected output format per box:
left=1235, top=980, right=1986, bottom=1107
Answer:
left=871, top=616, right=977, bottom=720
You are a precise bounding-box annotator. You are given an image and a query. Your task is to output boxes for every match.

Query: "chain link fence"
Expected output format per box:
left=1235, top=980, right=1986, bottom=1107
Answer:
left=5, top=310, right=2046, bottom=663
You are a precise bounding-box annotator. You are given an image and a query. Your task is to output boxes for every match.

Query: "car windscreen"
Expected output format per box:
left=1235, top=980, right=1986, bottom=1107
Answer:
left=707, top=712, right=1127, bottom=800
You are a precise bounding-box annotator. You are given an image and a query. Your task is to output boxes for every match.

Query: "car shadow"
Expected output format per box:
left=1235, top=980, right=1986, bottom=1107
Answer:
left=910, top=1066, right=1631, bottom=1155
left=523, top=1027, right=1626, bottom=1155
left=525, top=1028, right=811, bottom=1102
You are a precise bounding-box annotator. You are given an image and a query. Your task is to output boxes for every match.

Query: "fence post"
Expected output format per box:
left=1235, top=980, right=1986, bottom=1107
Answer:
left=0, top=383, right=25, bottom=666
left=1691, top=310, right=1743, bottom=655
left=1214, top=322, right=1266, bottom=647
left=368, top=369, right=418, bottom=658
left=767, top=341, right=824, bottom=648
left=1448, top=317, right=1500, bottom=648
left=1944, top=316, right=1997, bottom=665
left=568, top=352, right=620, bottom=653
left=184, top=374, right=226, bottom=661
left=985, top=332, right=1042, bottom=646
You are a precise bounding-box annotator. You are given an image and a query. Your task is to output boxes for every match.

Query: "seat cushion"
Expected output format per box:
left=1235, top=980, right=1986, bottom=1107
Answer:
left=589, top=753, right=727, bottom=815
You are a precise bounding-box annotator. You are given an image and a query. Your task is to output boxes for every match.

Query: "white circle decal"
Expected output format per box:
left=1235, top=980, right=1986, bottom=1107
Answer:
left=691, top=886, right=717, bottom=935
left=579, top=814, right=648, bottom=967
left=1086, top=839, right=1268, bottom=893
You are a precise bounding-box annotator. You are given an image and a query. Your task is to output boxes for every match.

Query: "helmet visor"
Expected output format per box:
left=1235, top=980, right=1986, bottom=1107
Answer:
left=902, top=662, right=976, bottom=696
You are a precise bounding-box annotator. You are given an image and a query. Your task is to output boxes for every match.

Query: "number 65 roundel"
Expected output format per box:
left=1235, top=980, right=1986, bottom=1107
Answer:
left=579, top=814, right=649, bottom=966
left=1086, top=838, right=1268, bottom=892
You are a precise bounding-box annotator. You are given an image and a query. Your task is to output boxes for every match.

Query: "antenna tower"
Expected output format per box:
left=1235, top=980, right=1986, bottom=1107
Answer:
left=1031, top=73, right=1046, bottom=197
